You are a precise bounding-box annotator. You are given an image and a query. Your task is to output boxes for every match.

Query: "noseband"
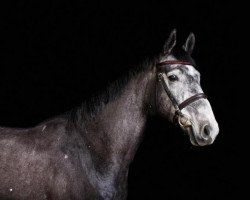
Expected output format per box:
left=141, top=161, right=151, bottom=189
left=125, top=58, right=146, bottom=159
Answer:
left=157, top=60, right=207, bottom=128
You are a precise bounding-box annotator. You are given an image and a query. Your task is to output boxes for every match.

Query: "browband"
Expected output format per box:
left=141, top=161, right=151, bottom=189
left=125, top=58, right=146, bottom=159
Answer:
left=157, top=60, right=193, bottom=66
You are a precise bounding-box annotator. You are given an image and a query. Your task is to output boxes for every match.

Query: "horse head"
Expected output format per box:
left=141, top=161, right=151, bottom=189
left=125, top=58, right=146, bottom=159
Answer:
left=154, top=29, right=219, bottom=146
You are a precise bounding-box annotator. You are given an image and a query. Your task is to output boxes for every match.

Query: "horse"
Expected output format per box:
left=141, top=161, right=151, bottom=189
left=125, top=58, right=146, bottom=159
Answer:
left=0, top=29, right=219, bottom=200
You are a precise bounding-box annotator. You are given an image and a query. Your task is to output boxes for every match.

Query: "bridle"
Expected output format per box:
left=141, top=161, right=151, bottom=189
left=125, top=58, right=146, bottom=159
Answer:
left=156, top=60, right=207, bottom=128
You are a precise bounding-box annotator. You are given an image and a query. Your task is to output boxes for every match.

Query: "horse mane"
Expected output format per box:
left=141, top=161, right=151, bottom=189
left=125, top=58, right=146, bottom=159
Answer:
left=65, top=57, right=158, bottom=130
left=65, top=47, right=195, bottom=131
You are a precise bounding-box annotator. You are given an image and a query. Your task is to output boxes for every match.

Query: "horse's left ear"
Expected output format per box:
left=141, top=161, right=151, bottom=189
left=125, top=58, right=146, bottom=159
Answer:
left=183, top=33, right=195, bottom=54
left=163, top=29, right=177, bottom=54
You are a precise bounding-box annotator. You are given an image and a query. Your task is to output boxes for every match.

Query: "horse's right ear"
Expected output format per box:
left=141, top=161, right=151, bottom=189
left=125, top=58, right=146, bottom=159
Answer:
left=163, top=29, right=177, bottom=54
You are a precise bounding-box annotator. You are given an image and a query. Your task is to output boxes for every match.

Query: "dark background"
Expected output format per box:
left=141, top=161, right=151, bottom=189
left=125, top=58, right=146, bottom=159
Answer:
left=0, top=1, right=246, bottom=199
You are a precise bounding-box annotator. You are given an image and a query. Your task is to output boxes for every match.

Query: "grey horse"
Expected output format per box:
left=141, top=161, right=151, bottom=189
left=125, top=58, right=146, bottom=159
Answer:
left=0, top=30, right=219, bottom=200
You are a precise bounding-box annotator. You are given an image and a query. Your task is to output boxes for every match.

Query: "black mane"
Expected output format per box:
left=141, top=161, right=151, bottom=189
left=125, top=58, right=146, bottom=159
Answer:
left=65, top=57, right=158, bottom=130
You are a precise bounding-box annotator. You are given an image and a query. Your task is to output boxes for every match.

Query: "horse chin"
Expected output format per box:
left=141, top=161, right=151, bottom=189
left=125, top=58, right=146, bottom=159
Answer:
left=186, top=127, right=206, bottom=146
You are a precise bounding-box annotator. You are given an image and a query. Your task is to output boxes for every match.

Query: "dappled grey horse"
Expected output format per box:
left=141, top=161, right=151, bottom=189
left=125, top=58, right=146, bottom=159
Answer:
left=0, top=30, right=219, bottom=200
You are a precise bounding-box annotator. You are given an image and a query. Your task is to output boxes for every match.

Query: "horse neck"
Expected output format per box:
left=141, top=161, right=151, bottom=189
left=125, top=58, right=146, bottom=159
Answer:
left=84, top=67, right=156, bottom=171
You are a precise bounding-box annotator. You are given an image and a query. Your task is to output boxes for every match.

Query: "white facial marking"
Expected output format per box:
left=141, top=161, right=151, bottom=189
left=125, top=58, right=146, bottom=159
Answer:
left=64, top=155, right=68, bottom=159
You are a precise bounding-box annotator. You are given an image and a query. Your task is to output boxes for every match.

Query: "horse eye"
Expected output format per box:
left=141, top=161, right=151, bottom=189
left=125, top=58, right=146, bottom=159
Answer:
left=168, top=75, right=178, bottom=82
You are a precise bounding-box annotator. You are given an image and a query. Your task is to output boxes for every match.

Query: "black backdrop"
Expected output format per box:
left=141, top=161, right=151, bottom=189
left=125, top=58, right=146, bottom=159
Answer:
left=0, top=1, right=246, bottom=199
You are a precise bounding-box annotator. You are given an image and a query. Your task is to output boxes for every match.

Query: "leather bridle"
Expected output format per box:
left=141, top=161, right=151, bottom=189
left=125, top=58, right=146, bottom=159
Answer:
left=157, top=60, right=207, bottom=128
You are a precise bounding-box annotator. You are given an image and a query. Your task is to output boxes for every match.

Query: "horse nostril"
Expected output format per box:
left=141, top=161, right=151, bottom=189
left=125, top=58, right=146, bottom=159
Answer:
left=201, top=125, right=211, bottom=139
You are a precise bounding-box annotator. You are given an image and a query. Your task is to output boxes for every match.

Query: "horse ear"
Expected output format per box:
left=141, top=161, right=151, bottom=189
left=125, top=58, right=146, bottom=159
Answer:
left=163, top=29, right=177, bottom=54
left=183, top=32, right=195, bottom=54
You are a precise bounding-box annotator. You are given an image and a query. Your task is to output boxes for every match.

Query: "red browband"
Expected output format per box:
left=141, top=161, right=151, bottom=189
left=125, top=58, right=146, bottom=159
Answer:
left=158, top=60, right=192, bottom=66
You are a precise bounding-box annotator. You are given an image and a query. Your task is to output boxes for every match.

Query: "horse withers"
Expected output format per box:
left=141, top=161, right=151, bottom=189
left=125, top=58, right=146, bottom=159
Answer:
left=0, top=30, right=219, bottom=200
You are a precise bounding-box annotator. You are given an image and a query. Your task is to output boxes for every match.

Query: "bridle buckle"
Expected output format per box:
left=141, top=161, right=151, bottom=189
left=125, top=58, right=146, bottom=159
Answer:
left=173, top=111, right=192, bottom=128
left=177, top=113, right=192, bottom=128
